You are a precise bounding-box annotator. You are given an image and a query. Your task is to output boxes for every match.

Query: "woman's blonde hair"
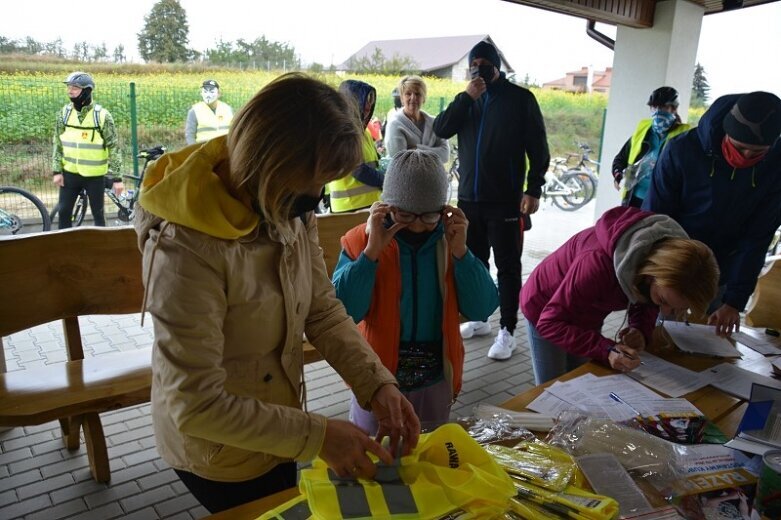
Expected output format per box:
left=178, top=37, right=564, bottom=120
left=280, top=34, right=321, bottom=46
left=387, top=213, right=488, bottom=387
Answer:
left=398, top=75, right=427, bottom=104
left=227, top=73, right=363, bottom=225
left=636, top=238, right=719, bottom=316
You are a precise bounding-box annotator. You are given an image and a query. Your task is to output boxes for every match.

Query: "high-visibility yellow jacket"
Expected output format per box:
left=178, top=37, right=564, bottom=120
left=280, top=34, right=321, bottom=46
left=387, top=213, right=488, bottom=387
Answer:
left=193, top=101, right=233, bottom=143
left=60, top=104, right=109, bottom=177
left=619, top=119, right=690, bottom=201
left=328, top=130, right=382, bottom=213
left=299, top=424, right=515, bottom=519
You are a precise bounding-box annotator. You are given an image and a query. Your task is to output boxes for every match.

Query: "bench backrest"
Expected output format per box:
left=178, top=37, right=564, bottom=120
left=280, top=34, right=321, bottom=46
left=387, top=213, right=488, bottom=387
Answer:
left=314, top=211, right=368, bottom=276
left=0, top=227, right=144, bottom=361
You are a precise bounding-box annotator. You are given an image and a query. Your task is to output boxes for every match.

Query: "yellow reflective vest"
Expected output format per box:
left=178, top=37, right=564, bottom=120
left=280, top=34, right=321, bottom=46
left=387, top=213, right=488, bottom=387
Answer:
left=60, top=104, right=109, bottom=177
left=328, top=129, right=382, bottom=213
left=192, top=101, right=233, bottom=143
left=298, top=423, right=515, bottom=519
left=620, top=119, right=690, bottom=201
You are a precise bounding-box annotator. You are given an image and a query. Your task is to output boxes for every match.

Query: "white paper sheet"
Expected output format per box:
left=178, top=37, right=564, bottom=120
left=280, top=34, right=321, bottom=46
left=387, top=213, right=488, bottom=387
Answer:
left=627, top=352, right=713, bottom=397
left=663, top=321, right=741, bottom=358
left=704, top=362, right=781, bottom=400
left=733, top=330, right=781, bottom=355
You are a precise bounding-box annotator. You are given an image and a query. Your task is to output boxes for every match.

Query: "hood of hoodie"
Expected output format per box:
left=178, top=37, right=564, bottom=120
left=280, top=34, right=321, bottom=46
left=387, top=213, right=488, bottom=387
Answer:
left=697, top=93, right=742, bottom=155
left=341, top=79, right=376, bottom=128
left=136, top=136, right=259, bottom=240
left=600, top=207, right=689, bottom=302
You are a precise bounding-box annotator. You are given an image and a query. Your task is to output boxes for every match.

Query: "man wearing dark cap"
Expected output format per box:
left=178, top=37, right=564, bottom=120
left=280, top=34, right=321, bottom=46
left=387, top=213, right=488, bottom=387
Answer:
left=185, top=79, right=234, bottom=145
left=644, top=91, right=781, bottom=335
left=433, top=40, right=550, bottom=360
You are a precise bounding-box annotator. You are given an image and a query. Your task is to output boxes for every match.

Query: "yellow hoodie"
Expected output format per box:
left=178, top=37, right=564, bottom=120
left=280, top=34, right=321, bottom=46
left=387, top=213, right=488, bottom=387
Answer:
left=139, top=136, right=258, bottom=239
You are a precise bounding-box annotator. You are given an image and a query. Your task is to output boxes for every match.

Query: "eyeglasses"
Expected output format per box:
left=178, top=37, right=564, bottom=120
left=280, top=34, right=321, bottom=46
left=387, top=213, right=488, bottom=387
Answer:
left=392, top=208, right=443, bottom=224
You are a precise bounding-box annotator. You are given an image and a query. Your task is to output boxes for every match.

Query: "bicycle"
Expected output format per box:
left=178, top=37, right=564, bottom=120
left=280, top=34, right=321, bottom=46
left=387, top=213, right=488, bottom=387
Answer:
left=549, top=141, right=600, bottom=201
left=50, top=146, right=166, bottom=227
left=0, top=186, right=52, bottom=235
left=446, top=144, right=460, bottom=204
left=541, top=169, right=594, bottom=211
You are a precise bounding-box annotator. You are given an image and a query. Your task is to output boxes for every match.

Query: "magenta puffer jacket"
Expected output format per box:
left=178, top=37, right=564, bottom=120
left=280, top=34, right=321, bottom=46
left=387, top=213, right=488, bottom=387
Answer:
left=520, top=206, right=662, bottom=363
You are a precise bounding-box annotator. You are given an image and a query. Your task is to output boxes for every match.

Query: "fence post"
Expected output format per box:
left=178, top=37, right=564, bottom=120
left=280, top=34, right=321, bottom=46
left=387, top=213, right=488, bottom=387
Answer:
left=129, top=82, right=139, bottom=186
left=439, top=96, right=445, bottom=113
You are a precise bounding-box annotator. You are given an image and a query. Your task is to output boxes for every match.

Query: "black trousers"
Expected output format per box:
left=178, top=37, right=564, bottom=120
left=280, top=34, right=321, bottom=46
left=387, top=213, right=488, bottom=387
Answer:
left=57, top=171, right=106, bottom=228
left=175, top=462, right=297, bottom=513
left=459, top=200, right=525, bottom=333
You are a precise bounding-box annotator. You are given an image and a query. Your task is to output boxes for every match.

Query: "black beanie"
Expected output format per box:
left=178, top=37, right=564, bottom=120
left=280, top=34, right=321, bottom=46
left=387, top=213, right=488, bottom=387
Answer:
left=723, top=91, right=781, bottom=146
left=468, top=41, right=501, bottom=71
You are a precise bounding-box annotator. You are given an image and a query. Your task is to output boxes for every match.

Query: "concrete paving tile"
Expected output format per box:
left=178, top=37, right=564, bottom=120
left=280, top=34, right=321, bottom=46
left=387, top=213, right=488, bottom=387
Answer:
left=104, top=461, right=158, bottom=486
left=122, top=447, right=161, bottom=467
left=41, top=453, right=89, bottom=479
left=9, top=450, right=63, bottom=474
left=84, top=481, right=142, bottom=509
left=189, top=505, right=210, bottom=519
left=70, top=502, right=125, bottom=520
left=121, top=485, right=175, bottom=513
left=3, top=432, right=56, bottom=453
left=0, top=489, right=16, bottom=508
left=109, top=425, right=154, bottom=447
left=0, top=427, right=29, bottom=442
left=155, top=493, right=199, bottom=517
left=122, top=507, right=161, bottom=520
left=17, top=472, right=74, bottom=500
left=0, top=493, right=52, bottom=518
left=26, top=498, right=87, bottom=520
left=137, top=468, right=178, bottom=491
left=50, top=477, right=107, bottom=504
left=0, top=447, right=33, bottom=466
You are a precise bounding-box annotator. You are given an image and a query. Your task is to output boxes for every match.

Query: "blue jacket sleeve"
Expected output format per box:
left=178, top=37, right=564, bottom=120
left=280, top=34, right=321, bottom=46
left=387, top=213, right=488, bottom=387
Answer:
left=642, top=140, right=683, bottom=216
left=331, top=249, right=377, bottom=323
left=453, top=250, right=499, bottom=321
left=723, top=193, right=781, bottom=310
left=352, top=163, right=384, bottom=188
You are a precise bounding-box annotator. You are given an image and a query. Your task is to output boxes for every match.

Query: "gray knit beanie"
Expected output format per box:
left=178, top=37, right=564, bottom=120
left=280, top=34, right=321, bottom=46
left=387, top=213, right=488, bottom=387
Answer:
left=382, top=150, right=448, bottom=214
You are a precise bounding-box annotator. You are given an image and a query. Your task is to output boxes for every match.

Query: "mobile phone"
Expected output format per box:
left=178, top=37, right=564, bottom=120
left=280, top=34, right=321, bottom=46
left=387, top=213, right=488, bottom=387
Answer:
left=383, top=214, right=394, bottom=229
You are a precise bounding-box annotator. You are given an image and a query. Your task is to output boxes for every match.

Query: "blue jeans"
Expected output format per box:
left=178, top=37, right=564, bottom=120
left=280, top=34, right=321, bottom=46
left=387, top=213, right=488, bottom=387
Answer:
left=527, top=322, right=588, bottom=385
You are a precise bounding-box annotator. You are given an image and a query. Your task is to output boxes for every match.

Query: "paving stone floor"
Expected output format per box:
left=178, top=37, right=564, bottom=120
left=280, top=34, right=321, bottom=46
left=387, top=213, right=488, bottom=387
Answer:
left=1, top=201, right=628, bottom=519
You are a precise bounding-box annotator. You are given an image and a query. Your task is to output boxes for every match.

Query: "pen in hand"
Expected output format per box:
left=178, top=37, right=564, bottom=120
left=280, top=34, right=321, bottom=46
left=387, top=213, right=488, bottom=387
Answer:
left=609, top=346, right=645, bottom=365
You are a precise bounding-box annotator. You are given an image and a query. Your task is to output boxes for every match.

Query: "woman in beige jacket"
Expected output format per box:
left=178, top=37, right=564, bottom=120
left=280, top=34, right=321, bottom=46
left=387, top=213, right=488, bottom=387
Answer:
left=135, top=74, right=420, bottom=513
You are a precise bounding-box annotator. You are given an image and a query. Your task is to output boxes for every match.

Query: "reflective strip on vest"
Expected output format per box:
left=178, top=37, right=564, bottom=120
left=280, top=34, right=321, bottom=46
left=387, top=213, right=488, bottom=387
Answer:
left=278, top=501, right=311, bottom=519
left=193, top=101, right=233, bottom=143
left=327, top=466, right=418, bottom=518
left=60, top=105, right=108, bottom=177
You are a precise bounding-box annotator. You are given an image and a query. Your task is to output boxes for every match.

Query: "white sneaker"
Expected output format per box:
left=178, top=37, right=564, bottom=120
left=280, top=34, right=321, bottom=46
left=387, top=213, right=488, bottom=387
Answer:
left=487, top=327, right=516, bottom=360
left=459, top=321, right=492, bottom=339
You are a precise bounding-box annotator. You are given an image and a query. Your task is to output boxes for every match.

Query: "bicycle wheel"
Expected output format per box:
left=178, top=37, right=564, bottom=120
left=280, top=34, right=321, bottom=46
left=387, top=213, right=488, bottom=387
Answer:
left=551, top=173, right=590, bottom=211
left=447, top=161, right=460, bottom=204
left=0, top=186, right=52, bottom=234
left=567, top=170, right=597, bottom=204
left=72, top=192, right=88, bottom=226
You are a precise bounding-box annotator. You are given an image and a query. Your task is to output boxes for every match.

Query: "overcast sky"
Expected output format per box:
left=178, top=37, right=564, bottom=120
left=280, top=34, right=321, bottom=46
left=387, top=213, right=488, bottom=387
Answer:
left=2, top=0, right=779, bottom=101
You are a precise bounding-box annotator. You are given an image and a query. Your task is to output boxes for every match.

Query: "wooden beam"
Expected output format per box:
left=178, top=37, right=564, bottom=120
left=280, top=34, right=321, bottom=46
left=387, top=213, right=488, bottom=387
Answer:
left=503, top=0, right=656, bottom=28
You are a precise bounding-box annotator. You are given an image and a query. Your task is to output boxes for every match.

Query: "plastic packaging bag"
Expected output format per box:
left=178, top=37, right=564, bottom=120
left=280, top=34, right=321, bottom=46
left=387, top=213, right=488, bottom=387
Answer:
left=546, top=412, right=691, bottom=500
left=485, top=441, right=576, bottom=492
left=457, top=409, right=537, bottom=445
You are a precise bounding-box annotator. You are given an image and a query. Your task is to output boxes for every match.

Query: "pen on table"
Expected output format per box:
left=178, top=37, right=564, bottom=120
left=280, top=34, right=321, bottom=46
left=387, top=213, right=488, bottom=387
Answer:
left=609, top=346, right=645, bottom=365
left=609, top=392, right=642, bottom=416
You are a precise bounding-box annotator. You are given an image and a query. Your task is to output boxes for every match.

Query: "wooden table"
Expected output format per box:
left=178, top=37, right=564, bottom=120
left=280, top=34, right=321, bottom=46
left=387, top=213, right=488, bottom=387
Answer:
left=205, top=331, right=780, bottom=518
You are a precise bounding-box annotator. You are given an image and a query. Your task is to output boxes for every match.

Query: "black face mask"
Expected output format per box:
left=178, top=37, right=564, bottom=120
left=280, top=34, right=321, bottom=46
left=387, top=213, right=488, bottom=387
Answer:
left=470, top=64, right=495, bottom=84
left=69, top=87, right=92, bottom=111
left=289, top=189, right=324, bottom=219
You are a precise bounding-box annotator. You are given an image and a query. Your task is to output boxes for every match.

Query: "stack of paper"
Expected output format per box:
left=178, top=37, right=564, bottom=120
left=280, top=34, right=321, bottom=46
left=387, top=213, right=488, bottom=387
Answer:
left=628, top=352, right=712, bottom=397
left=733, top=329, right=781, bottom=356
left=704, top=363, right=781, bottom=400
left=526, top=373, right=701, bottom=423
left=663, top=321, right=741, bottom=358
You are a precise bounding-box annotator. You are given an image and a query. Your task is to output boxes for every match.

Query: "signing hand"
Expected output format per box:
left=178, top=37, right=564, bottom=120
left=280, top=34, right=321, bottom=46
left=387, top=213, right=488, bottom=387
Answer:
left=319, top=419, right=391, bottom=479
left=466, top=78, right=486, bottom=100
left=608, top=344, right=642, bottom=373
left=708, top=303, right=740, bottom=336
left=618, top=327, right=646, bottom=351
left=371, top=384, right=420, bottom=458
left=443, top=205, right=468, bottom=259
left=521, top=194, right=540, bottom=215
left=364, top=202, right=406, bottom=261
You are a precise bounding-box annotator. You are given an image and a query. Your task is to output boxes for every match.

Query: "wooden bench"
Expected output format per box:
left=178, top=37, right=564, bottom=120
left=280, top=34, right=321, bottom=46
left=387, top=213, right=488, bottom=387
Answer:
left=0, top=211, right=368, bottom=482
left=0, top=227, right=150, bottom=483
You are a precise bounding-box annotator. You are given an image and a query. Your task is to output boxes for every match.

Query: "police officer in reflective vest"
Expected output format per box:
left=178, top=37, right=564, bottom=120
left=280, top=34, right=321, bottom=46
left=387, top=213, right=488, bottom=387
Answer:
left=52, top=71, right=123, bottom=229
left=185, top=79, right=234, bottom=145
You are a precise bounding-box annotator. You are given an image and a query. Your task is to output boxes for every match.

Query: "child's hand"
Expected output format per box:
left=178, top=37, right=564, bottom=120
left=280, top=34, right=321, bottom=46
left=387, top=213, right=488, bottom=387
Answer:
left=443, top=205, right=468, bottom=259
left=364, top=202, right=405, bottom=261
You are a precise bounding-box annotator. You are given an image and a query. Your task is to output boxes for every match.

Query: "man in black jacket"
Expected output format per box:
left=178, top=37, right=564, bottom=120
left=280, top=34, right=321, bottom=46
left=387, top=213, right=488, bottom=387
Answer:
left=434, top=41, right=550, bottom=360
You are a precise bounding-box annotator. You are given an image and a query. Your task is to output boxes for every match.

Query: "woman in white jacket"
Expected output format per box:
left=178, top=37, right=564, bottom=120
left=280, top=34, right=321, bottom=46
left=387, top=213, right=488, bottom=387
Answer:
left=385, top=76, right=449, bottom=163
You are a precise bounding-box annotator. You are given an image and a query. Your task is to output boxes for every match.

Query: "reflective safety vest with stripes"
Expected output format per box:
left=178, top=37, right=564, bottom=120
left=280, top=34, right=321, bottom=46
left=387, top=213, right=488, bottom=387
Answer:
left=328, top=129, right=382, bottom=213
left=60, top=104, right=109, bottom=177
left=294, top=424, right=515, bottom=519
left=193, top=101, right=233, bottom=143
left=619, top=119, right=690, bottom=201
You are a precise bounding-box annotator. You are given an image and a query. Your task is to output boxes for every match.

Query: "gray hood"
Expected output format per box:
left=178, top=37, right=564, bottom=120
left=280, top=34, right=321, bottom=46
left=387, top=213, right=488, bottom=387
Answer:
left=613, top=214, right=688, bottom=302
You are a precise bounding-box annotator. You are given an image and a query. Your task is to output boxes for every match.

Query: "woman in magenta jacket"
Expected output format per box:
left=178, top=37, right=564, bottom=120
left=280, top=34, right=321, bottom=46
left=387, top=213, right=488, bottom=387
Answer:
left=520, top=206, right=719, bottom=384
